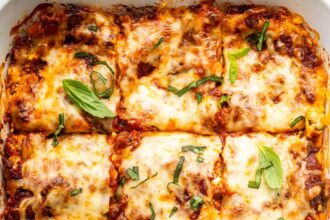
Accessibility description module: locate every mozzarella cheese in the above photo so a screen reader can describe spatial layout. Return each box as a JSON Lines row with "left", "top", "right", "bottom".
{"left": 3, "top": 133, "right": 113, "bottom": 219}
{"left": 221, "top": 132, "right": 324, "bottom": 220}
{"left": 219, "top": 6, "right": 327, "bottom": 137}
{"left": 112, "top": 132, "right": 223, "bottom": 219}
{"left": 6, "top": 4, "right": 120, "bottom": 133}
{"left": 116, "top": 5, "right": 223, "bottom": 134}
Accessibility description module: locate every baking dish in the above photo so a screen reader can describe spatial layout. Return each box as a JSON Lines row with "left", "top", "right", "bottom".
{"left": 0, "top": 0, "right": 329, "bottom": 218}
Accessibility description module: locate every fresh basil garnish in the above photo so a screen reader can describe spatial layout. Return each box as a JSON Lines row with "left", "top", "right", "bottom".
{"left": 149, "top": 203, "right": 156, "bottom": 220}
{"left": 289, "top": 116, "right": 305, "bottom": 128}
{"left": 70, "top": 187, "right": 83, "bottom": 197}
{"left": 168, "top": 75, "right": 223, "bottom": 97}
{"left": 90, "top": 61, "right": 115, "bottom": 75}
{"left": 173, "top": 156, "right": 185, "bottom": 184}
{"left": 228, "top": 47, "right": 250, "bottom": 84}
{"left": 88, "top": 24, "right": 98, "bottom": 32}
{"left": 169, "top": 206, "right": 178, "bottom": 217}
{"left": 74, "top": 52, "right": 96, "bottom": 60}
{"left": 131, "top": 172, "right": 158, "bottom": 189}
{"left": 248, "top": 146, "right": 283, "bottom": 189}
{"left": 257, "top": 21, "right": 270, "bottom": 51}
{"left": 62, "top": 79, "right": 116, "bottom": 118}
{"left": 126, "top": 166, "right": 139, "bottom": 181}
{"left": 196, "top": 92, "right": 203, "bottom": 104}
{"left": 90, "top": 71, "right": 114, "bottom": 98}
{"left": 196, "top": 156, "right": 204, "bottom": 163}
{"left": 190, "top": 196, "right": 204, "bottom": 211}
{"left": 181, "top": 145, "right": 206, "bottom": 154}
{"left": 52, "top": 113, "right": 64, "bottom": 147}
{"left": 153, "top": 37, "right": 165, "bottom": 49}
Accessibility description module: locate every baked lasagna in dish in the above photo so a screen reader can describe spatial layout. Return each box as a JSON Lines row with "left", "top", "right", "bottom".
{"left": 0, "top": 2, "right": 329, "bottom": 220}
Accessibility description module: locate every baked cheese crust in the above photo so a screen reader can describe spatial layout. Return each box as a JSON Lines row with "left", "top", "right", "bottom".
{"left": 6, "top": 4, "right": 120, "bottom": 133}
{"left": 116, "top": 4, "right": 223, "bottom": 134}
{"left": 2, "top": 133, "right": 114, "bottom": 219}
{"left": 109, "top": 132, "right": 223, "bottom": 219}
{"left": 1, "top": 3, "right": 329, "bottom": 220}
{"left": 221, "top": 132, "right": 325, "bottom": 220}
{"left": 217, "top": 5, "right": 327, "bottom": 139}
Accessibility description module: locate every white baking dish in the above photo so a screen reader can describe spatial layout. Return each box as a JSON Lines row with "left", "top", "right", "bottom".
{"left": 0, "top": 0, "right": 329, "bottom": 218}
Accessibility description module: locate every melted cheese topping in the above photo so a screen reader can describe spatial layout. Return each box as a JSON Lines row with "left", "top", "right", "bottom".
{"left": 221, "top": 132, "right": 321, "bottom": 220}
{"left": 220, "top": 6, "right": 327, "bottom": 135}
{"left": 4, "top": 133, "right": 113, "bottom": 219}
{"left": 116, "top": 132, "right": 222, "bottom": 219}
{"left": 7, "top": 4, "right": 120, "bottom": 133}
{"left": 117, "top": 5, "right": 223, "bottom": 134}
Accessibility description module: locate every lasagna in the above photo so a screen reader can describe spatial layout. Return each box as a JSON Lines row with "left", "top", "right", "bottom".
{"left": 0, "top": 2, "right": 329, "bottom": 220}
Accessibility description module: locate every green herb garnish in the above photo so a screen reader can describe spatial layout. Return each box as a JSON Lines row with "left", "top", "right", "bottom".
{"left": 196, "top": 156, "right": 204, "bottom": 163}
{"left": 257, "top": 21, "right": 270, "bottom": 51}
{"left": 173, "top": 156, "right": 185, "bottom": 184}
{"left": 248, "top": 146, "right": 283, "bottom": 189}
{"left": 62, "top": 79, "right": 116, "bottom": 118}
{"left": 70, "top": 187, "right": 83, "bottom": 197}
{"left": 168, "top": 75, "right": 223, "bottom": 97}
{"left": 74, "top": 52, "right": 96, "bottom": 60}
{"left": 90, "top": 71, "right": 114, "bottom": 98}
{"left": 190, "top": 196, "right": 204, "bottom": 211}
{"left": 181, "top": 145, "right": 206, "bottom": 154}
{"left": 126, "top": 166, "right": 139, "bottom": 181}
{"left": 149, "top": 203, "right": 156, "bottom": 220}
{"left": 228, "top": 47, "right": 250, "bottom": 84}
{"left": 52, "top": 113, "right": 64, "bottom": 147}
{"left": 169, "top": 206, "right": 178, "bottom": 217}
{"left": 90, "top": 61, "right": 115, "bottom": 75}
{"left": 289, "top": 116, "right": 305, "bottom": 128}
{"left": 196, "top": 92, "right": 203, "bottom": 104}
{"left": 88, "top": 24, "right": 98, "bottom": 32}
{"left": 153, "top": 37, "right": 165, "bottom": 49}
{"left": 131, "top": 172, "right": 158, "bottom": 189}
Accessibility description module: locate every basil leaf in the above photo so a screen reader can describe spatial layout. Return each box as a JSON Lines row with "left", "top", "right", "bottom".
{"left": 169, "top": 206, "right": 178, "bottom": 217}
{"left": 260, "top": 146, "right": 283, "bottom": 189}
{"left": 168, "top": 75, "right": 223, "bottom": 97}
{"left": 219, "top": 94, "right": 230, "bottom": 108}
{"left": 153, "top": 37, "right": 165, "bottom": 49}
{"left": 126, "top": 166, "right": 139, "bottom": 181}
{"left": 74, "top": 52, "right": 96, "bottom": 60}
{"left": 248, "top": 146, "right": 282, "bottom": 189}
{"left": 196, "top": 92, "right": 203, "bottom": 104}
{"left": 88, "top": 24, "right": 98, "bottom": 32}
{"left": 289, "top": 116, "right": 305, "bottom": 128}
{"left": 62, "top": 79, "right": 116, "bottom": 118}
{"left": 120, "top": 176, "right": 126, "bottom": 187}
{"left": 229, "top": 55, "right": 238, "bottom": 84}
{"left": 90, "top": 71, "right": 114, "bottom": 99}
{"left": 228, "top": 48, "right": 250, "bottom": 84}
{"left": 257, "top": 21, "right": 270, "bottom": 51}
{"left": 190, "top": 196, "right": 204, "bottom": 211}
{"left": 173, "top": 156, "right": 185, "bottom": 184}
{"left": 70, "top": 187, "right": 82, "bottom": 197}
{"left": 181, "top": 145, "right": 206, "bottom": 154}
{"left": 149, "top": 203, "right": 156, "bottom": 220}
{"left": 131, "top": 172, "right": 158, "bottom": 189}
{"left": 90, "top": 61, "right": 115, "bottom": 75}
{"left": 52, "top": 113, "right": 64, "bottom": 147}
{"left": 276, "top": 218, "right": 285, "bottom": 220}
{"left": 196, "top": 156, "right": 204, "bottom": 163}
{"left": 229, "top": 47, "right": 250, "bottom": 59}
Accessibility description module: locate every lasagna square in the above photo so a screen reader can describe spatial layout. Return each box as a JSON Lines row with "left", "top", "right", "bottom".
{"left": 116, "top": 4, "right": 223, "bottom": 134}
{"left": 6, "top": 4, "right": 120, "bottom": 133}
{"left": 2, "top": 133, "right": 114, "bottom": 219}
{"left": 221, "top": 132, "right": 325, "bottom": 220}
{"left": 216, "top": 5, "right": 327, "bottom": 137}
{"left": 110, "top": 132, "right": 223, "bottom": 219}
